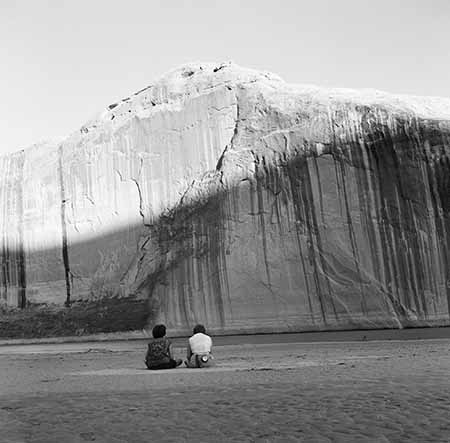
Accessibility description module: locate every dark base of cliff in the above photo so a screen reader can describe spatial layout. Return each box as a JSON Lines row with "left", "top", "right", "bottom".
{"left": 1, "top": 299, "right": 450, "bottom": 339}
{"left": 0, "top": 297, "right": 149, "bottom": 339}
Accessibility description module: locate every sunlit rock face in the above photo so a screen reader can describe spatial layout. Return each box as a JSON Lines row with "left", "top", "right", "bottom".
{"left": 1, "top": 62, "right": 449, "bottom": 337}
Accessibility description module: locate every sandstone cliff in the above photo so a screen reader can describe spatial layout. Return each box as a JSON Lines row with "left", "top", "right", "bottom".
{"left": 1, "top": 62, "right": 449, "bottom": 337}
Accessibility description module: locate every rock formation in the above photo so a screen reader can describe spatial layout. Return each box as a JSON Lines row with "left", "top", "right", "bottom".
{"left": 1, "top": 62, "right": 449, "bottom": 337}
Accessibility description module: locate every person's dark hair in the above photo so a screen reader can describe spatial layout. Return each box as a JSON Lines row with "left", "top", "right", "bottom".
{"left": 152, "top": 324, "right": 166, "bottom": 338}
{"left": 193, "top": 324, "right": 206, "bottom": 334}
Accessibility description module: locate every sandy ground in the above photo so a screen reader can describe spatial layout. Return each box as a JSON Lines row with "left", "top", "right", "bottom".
{"left": 0, "top": 331, "right": 450, "bottom": 442}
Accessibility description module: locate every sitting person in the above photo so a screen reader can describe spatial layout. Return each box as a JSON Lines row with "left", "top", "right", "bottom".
{"left": 185, "top": 324, "right": 214, "bottom": 368}
{"left": 145, "top": 324, "right": 182, "bottom": 370}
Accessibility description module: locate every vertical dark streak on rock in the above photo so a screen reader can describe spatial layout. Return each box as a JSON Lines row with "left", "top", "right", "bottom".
{"left": 206, "top": 198, "right": 226, "bottom": 326}
{"left": 178, "top": 251, "right": 190, "bottom": 328}
{"left": 363, "top": 125, "right": 405, "bottom": 319}
{"left": 304, "top": 158, "right": 339, "bottom": 319}
{"left": 266, "top": 159, "right": 283, "bottom": 232}
{"left": 364, "top": 143, "right": 394, "bottom": 314}
{"left": 430, "top": 130, "right": 450, "bottom": 315}
{"left": 58, "top": 146, "right": 72, "bottom": 307}
{"left": 272, "top": 189, "right": 283, "bottom": 234}
{"left": 188, "top": 221, "right": 196, "bottom": 321}
{"left": 248, "top": 175, "right": 256, "bottom": 216}
{"left": 407, "top": 199, "right": 427, "bottom": 316}
{"left": 426, "top": 149, "right": 447, "bottom": 313}
{"left": 286, "top": 156, "right": 328, "bottom": 323}
{"left": 409, "top": 129, "right": 429, "bottom": 314}
{"left": 277, "top": 157, "right": 314, "bottom": 322}
{"left": 194, "top": 218, "right": 207, "bottom": 321}
{"left": 403, "top": 120, "right": 440, "bottom": 317}
{"left": 374, "top": 127, "right": 406, "bottom": 314}
{"left": 335, "top": 151, "right": 367, "bottom": 315}
{"left": 254, "top": 156, "right": 272, "bottom": 287}
{"left": 17, "top": 151, "right": 26, "bottom": 308}
{"left": 295, "top": 220, "right": 315, "bottom": 323}
{"left": 273, "top": 161, "right": 315, "bottom": 320}
{"left": 418, "top": 146, "right": 438, "bottom": 315}
{"left": 333, "top": 155, "right": 344, "bottom": 219}
{"left": 388, "top": 132, "right": 414, "bottom": 313}
{"left": 0, "top": 245, "right": 8, "bottom": 302}
{"left": 311, "top": 155, "right": 326, "bottom": 224}
{"left": 0, "top": 153, "right": 27, "bottom": 308}
{"left": 222, "top": 193, "right": 233, "bottom": 310}
{"left": 394, "top": 126, "right": 420, "bottom": 315}
{"left": 357, "top": 139, "right": 381, "bottom": 284}
{"left": 437, "top": 132, "right": 450, "bottom": 315}
{"left": 0, "top": 158, "right": 10, "bottom": 302}
{"left": 328, "top": 113, "right": 345, "bottom": 219}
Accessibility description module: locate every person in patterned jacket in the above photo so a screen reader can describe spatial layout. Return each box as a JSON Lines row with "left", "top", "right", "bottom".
{"left": 145, "top": 324, "right": 182, "bottom": 370}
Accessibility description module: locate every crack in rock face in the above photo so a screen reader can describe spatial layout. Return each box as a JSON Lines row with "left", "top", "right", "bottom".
{"left": 0, "top": 62, "right": 449, "bottom": 338}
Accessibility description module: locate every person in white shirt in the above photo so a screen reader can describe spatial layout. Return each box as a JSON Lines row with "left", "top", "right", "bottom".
{"left": 185, "top": 324, "right": 214, "bottom": 368}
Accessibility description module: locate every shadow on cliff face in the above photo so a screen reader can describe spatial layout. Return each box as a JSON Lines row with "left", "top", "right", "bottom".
{"left": 0, "top": 116, "right": 450, "bottom": 338}
{"left": 0, "top": 191, "right": 230, "bottom": 338}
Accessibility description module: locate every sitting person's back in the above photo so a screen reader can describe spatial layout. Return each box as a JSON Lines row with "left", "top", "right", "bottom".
{"left": 145, "top": 324, "right": 182, "bottom": 370}
{"left": 185, "top": 324, "right": 213, "bottom": 368}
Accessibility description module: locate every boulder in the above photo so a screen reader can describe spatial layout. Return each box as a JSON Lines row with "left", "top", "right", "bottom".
{"left": 0, "top": 62, "right": 449, "bottom": 337}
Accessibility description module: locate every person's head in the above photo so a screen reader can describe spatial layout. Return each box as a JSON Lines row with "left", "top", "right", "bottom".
{"left": 152, "top": 324, "right": 166, "bottom": 338}
{"left": 193, "top": 324, "right": 206, "bottom": 335}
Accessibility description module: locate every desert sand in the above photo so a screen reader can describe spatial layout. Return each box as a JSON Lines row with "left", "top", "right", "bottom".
{"left": 1, "top": 330, "right": 450, "bottom": 442}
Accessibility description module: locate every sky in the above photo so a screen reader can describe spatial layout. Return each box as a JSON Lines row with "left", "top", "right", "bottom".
{"left": 1, "top": 0, "right": 449, "bottom": 155}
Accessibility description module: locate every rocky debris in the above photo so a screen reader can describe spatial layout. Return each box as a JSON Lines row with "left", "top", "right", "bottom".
{"left": 0, "top": 62, "right": 449, "bottom": 337}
